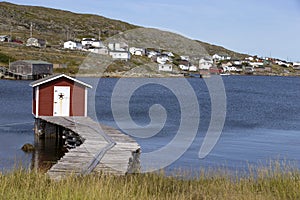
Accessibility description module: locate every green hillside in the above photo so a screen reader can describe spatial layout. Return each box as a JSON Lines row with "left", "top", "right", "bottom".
{"left": 0, "top": 1, "right": 251, "bottom": 76}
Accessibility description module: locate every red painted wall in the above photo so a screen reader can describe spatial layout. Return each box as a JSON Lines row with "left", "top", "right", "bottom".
{"left": 37, "top": 77, "right": 86, "bottom": 116}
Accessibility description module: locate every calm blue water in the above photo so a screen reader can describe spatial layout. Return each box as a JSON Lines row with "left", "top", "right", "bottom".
{"left": 1, "top": 76, "right": 300, "bottom": 174}
{"left": 0, "top": 80, "right": 33, "bottom": 171}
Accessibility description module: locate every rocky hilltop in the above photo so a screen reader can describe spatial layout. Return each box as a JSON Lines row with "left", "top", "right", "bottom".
{"left": 0, "top": 1, "right": 137, "bottom": 44}
{"left": 0, "top": 2, "right": 246, "bottom": 53}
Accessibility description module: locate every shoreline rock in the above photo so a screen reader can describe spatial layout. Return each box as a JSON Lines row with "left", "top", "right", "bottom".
{"left": 21, "top": 143, "right": 35, "bottom": 152}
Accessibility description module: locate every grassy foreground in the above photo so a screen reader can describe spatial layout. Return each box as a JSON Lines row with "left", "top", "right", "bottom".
{"left": 0, "top": 166, "right": 300, "bottom": 200}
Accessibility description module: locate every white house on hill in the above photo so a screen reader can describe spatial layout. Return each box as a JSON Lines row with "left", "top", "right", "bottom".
{"left": 180, "top": 56, "right": 190, "bottom": 61}
{"left": 108, "top": 42, "right": 130, "bottom": 60}
{"left": 81, "top": 38, "right": 95, "bottom": 48}
{"left": 147, "top": 51, "right": 159, "bottom": 58}
{"left": 108, "top": 42, "right": 128, "bottom": 51}
{"left": 161, "top": 51, "right": 174, "bottom": 57}
{"left": 157, "top": 56, "right": 170, "bottom": 64}
{"left": 249, "top": 62, "right": 264, "bottom": 68}
{"left": 91, "top": 40, "right": 104, "bottom": 48}
{"left": 158, "top": 64, "right": 172, "bottom": 72}
{"left": 26, "top": 38, "right": 46, "bottom": 48}
{"left": 179, "top": 60, "right": 190, "bottom": 71}
{"left": 88, "top": 47, "right": 109, "bottom": 55}
{"left": 199, "top": 58, "right": 213, "bottom": 70}
{"left": 63, "top": 41, "right": 82, "bottom": 50}
{"left": 275, "top": 60, "right": 290, "bottom": 67}
{"left": 293, "top": 62, "right": 300, "bottom": 69}
{"left": 129, "top": 47, "right": 145, "bottom": 56}
{"left": 212, "top": 54, "right": 231, "bottom": 61}
{"left": 109, "top": 50, "right": 131, "bottom": 61}
{"left": 0, "top": 35, "right": 11, "bottom": 42}
{"left": 189, "top": 65, "right": 198, "bottom": 72}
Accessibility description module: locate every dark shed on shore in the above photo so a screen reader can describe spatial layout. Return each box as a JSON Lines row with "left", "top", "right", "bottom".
{"left": 30, "top": 74, "right": 92, "bottom": 117}
{"left": 9, "top": 60, "right": 53, "bottom": 80}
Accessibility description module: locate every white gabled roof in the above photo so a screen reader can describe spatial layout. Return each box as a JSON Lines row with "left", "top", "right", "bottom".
{"left": 30, "top": 74, "right": 92, "bottom": 88}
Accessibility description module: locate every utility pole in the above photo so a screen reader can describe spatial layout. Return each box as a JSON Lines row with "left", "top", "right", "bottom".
{"left": 30, "top": 22, "right": 33, "bottom": 38}
{"left": 98, "top": 29, "right": 101, "bottom": 41}
{"left": 65, "top": 27, "right": 71, "bottom": 41}
{"left": 10, "top": 15, "right": 13, "bottom": 42}
{"left": 9, "top": 26, "right": 12, "bottom": 42}
{"left": 66, "top": 29, "right": 69, "bottom": 41}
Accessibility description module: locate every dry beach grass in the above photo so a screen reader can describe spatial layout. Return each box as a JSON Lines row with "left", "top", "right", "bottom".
{"left": 1, "top": 162, "right": 300, "bottom": 200}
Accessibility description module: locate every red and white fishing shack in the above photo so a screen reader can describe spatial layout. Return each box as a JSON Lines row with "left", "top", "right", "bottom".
{"left": 30, "top": 74, "right": 92, "bottom": 117}
{"left": 29, "top": 74, "right": 141, "bottom": 177}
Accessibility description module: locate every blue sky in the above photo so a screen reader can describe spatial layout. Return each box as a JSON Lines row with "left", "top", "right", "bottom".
{"left": 4, "top": 0, "right": 300, "bottom": 61}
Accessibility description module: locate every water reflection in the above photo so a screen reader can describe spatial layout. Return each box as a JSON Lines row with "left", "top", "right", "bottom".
{"left": 31, "top": 134, "right": 66, "bottom": 172}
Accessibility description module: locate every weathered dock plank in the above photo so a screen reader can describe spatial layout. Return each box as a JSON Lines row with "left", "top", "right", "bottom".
{"left": 37, "top": 116, "right": 140, "bottom": 180}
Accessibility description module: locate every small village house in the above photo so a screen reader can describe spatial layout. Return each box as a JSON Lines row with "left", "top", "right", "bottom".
{"left": 199, "top": 58, "right": 213, "bottom": 70}
{"left": 158, "top": 64, "right": 173, "bottom": 72}
{"left": 292, "top": 62, "right": 300, "bottom": 74}
{"left": 109, "top": 50, "right": 131, "bottom": 61}
{"left": 232, "top": 60, "right": 243, "bottom": 66}
{"left": 229, "top": 66, "right": 238, "bottom": 72}
{"left": 91, "top": 40, "right": 104, "bottom": 48}
{"left": 189, "top": 65, "right": 198, "bottom": 72}
{"left": 129, "top": 47, "right": 145, "bottom": 56}
{"left": 249, "top": 62, "right": 264, "bottom": 68}
{"left": 88, "top": 47, "right": 109, "bottom": 55}
{"left": 108, "top": 42, "right": 130, "bottom": 60}
{"left": 108, "top": 42, "right": 128, "bottom": 51}
{"left": 179, "top": 60, "right": 190, "bottom": 71}
{"left": 30, "top": 74, "right": 92, "bottom": 117}
{"left": 63, "top": 40, "right": 82, "bottom": 50}
{"left": 0, "top": 35, "right": 11, "bottom": 42}
{"left": 161, "top": 51, "right": 174, "bottom": 57}
{"left": 81, "top": 38, "right": 95, "bottom": 48}
{"left": 244, "top": 66, "right": 254, "bottom": 74}
{"left": 221, "top": 61, "right": 233, "bottom": 68}
{"left": 212, "top": 54, "right": 231, "bottom": 61}
{"left": 275, "top": 60, "right": 290, "bottom": 67}
{"left": 180, "top": 56, "right": 190, "bottom": 61}
{"left": 26, "top": 37, "right": 46, "bottom": 48}
{"left": 9, "top": 60, "right": 53, "bottom": 80}
{"left": 146, "top": 50, "right": 160, "bottom": 58}
{"left": 222, "top": 66, "right": 230, "bottom": 72}
{"left": 245, "top": 56, "right": 255, "bottom": 61}
{"left": 212, "top": 54, "right": 222, "bottom": 61}
{"left": 293, "top": 62, "right": 300, "bottom": 70}
{"left": 179, "top": 64, "right": 189, "bottom": 71}
{"left": 157, "top": 56, "right": 171, "bottom": 64}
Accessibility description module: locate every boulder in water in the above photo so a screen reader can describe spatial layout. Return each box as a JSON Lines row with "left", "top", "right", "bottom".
{"left": 21, "top": 143, "right": 35, "bottom": 152}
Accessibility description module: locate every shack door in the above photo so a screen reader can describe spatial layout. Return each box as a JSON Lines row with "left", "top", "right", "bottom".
{"left": 53, "top": 86, "right": 70, "bottom": 116}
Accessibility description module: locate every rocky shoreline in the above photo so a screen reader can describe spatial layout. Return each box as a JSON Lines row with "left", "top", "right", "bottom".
{"left": 1, "top": 72, "right": 299, "bottom": 80}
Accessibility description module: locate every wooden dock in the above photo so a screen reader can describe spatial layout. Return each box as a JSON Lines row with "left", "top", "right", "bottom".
{"left": 37, "top": 116, "right": 140, "bottom": 180}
